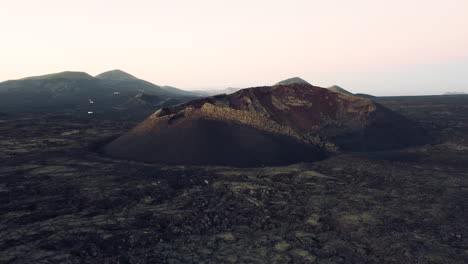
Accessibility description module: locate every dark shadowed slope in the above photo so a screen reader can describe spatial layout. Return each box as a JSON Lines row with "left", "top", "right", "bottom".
{"left": 106, "top": 83, "right": 427, "bottom": 166}
{"left": 106, "top": 118, "right": 325, "bottom": 166}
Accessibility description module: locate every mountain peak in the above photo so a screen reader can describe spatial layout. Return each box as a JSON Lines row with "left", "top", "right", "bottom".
{"left": 95, "top": 69, "right": 138, "bottom": 81}
{"left": 328, "top": 85, "right": 353, "bottom": 95}
{"left": 275, "top": 77, "right": 311, "bottom": 86}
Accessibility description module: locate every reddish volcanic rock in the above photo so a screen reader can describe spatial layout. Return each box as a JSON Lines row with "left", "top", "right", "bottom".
{"left": 105, "top": 83, "right": 427, "bottom": 166}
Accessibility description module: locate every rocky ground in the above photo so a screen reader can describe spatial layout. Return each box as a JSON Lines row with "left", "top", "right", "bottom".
{"left": 1, "top": 96, "right": 468, "bottom": 263}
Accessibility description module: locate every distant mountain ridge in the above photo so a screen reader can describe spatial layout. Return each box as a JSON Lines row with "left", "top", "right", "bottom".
{"left": 22, "top": 71, "right": 95, "bottom": 80}
{"left": 0, "top": 70, "right": 200, "bottom": 118}
{"left": 192, "top": 77, "right": 377, "bottom": 99}
{"left": 160, "top": 85, "right": 203, "bottom": 97}
{"left": 191, "top": 87, "right": 243, "bottom": 96}
{"left": 275, "top": 77, "right": 377, "bottom": 99}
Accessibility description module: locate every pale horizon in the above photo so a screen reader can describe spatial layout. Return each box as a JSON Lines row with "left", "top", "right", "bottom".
{"left": 1, "top": 0, "right": 467, "bottom": 96}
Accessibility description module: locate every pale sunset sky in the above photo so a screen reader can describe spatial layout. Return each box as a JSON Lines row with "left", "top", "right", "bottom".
{"left": 1, "top": 0, "right": 467, "bottom": 95}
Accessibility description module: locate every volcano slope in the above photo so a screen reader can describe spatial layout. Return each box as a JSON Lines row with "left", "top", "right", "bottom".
{"left": 105, "top": 83, "right": 428, "bottom": 166}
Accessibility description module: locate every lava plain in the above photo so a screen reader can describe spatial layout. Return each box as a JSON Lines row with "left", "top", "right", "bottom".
{"left": 1, "top": 95, "right": 468, "bottom": 263}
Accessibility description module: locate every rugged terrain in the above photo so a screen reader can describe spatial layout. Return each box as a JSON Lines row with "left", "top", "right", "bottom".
{"left": 1, "top": 95, "right": 467, "bottom": 263}
{"left": 106, "top": 83, "right": 426, "bottom": 166}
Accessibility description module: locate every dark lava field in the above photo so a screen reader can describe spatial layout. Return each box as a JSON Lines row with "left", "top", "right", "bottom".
{"left": 1, "top": 95, "right": 468, "bottom": 263}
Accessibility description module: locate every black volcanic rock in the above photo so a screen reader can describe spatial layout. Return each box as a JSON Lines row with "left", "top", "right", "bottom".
{"left": 105, "top": 83, "right": 428, "bottom": 166}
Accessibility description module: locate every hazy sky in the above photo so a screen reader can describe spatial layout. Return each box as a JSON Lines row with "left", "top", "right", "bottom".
{"left": 1, "top": 0, "right": 467, "bottom": 95}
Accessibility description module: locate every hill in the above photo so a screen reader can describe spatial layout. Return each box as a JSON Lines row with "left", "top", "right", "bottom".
{"left": 328, "top": 85, "right": 353, "bottom": 95}
{"left": 275, "top": 77, "right": 311, "bottom": 86}
{"left": 105, "top": 83, "right": 427, "bottom": 166}
{"left": 95, "top": 69, "right": 138, "bottom": 81}
{"left": 0, "top": 70, "right": 200, "bottom": 117}
{"left": 328, "top": 85, "right": 378, "bottom": 99}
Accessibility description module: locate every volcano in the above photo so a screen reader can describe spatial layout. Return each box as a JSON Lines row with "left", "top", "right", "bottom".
{"left": 105, "top": 83, "right": 428, "bottom": 166}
